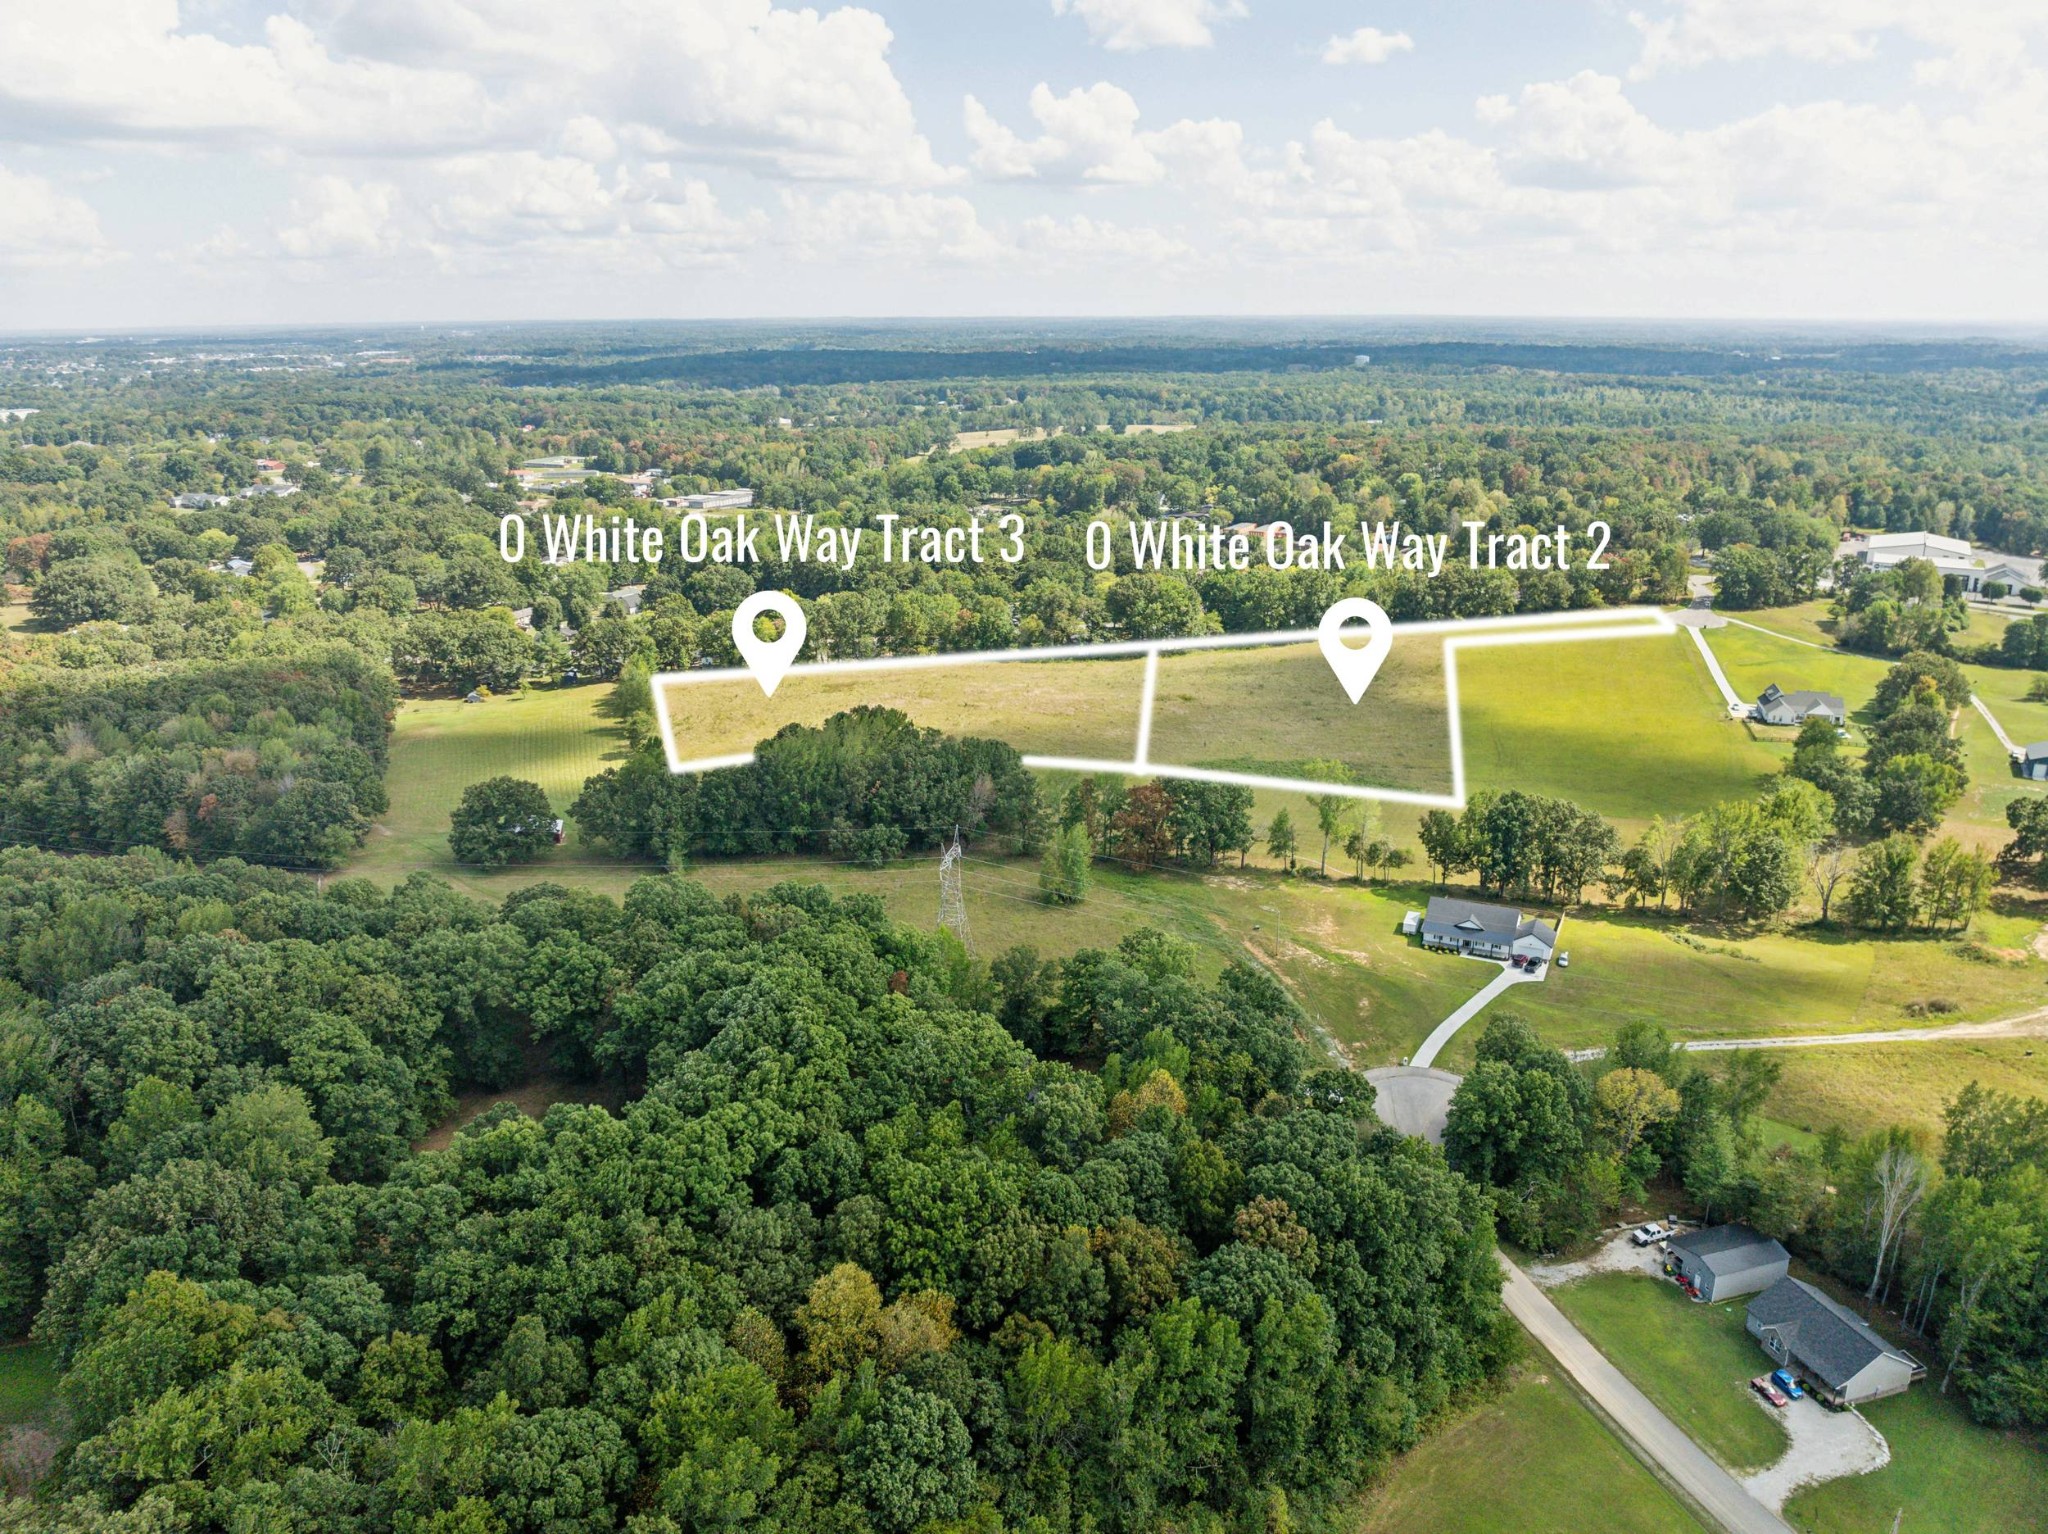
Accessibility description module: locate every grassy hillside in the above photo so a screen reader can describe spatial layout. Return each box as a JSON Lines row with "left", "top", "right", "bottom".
{"left": 1457, "top": 631, "right": 1778, "bottom": 827}
{"left": 1354, "top": 1360, "right": 1710, "bottom": 1534}
{"left": 1148, "top": 640, "right": 1450, "bottom": 792}
{"left": 1753, "top": 1037, "right": 2048, "bottom": 1141}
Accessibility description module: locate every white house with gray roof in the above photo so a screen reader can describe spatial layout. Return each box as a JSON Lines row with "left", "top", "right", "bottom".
{"left": 1667, "top": 1223, "right": 1789, "bottom": 1302}
{"left": 1755, "top": 683, "right": 1846, "bottom": 728}
{"left": 1417, "top": 897, "right": 1556, "bottom": 962}
{"left": 1747, "top": 1277, "right": 1924, "bottom": 1406}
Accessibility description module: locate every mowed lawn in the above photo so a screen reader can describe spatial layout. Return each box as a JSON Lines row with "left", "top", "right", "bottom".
{"left": 660, "top": 655, "right": 1148, "bottom": 763}
{"left": 1550, "top": 1275, "right": 1789, "bottom": 1475}
{"left": 1431, "top": 902, "right": 2048, "bottom": 1066}
{"left": 1354, "top": 1361, "right": 1709, "bottom": 1534}
{"left": 1706, "top": 610, "right": 2048, "bottom": 846}
{"left": 1458, "top": 632, "right": 1779, "bottom": 826}
{"left": 1786, "top": 1382, "right": 2048, "bottom": 1534}
{"left": 1755, "top": 1038, "right": 2048, "bottom": 1140}
{"left": 348, "top": 684, "right": 637, "bottom": 892}
{"left": 1148, "top": 640, "right": 1450, "bottom": 794}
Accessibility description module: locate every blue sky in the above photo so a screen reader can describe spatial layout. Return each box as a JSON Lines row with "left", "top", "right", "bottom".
{"left": 0, "top": 0, "right": 2041, "bottom": 328}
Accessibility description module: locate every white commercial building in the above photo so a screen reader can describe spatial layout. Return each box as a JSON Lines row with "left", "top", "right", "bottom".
{"left": 1856, "top": 531, "right": 2035, "bottom": 594}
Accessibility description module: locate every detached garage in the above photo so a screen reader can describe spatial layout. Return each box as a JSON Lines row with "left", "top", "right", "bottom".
{"left": 1667, "top": 1224, "right": 1790, "bottom": 1302}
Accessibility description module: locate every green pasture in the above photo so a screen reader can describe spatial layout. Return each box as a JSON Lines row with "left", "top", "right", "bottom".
{"left": 347, "top": 683, "right": 638, "bottom": 894}
{"left": 1457, "top": 631, "right": 1778, "bottom": 827}
{"left": 1149, "top": 640, "right": 1450, "bottom": 793}
{"left": 1433, "top": 903, "right": 2048, "bottom": 1067}
{"left": 1755, "top": 1038, "right": 2048, "bottom": 1141}
{"left": 1550, "top": 1275, "right": 1788, "bottom": 1474}
{"left": 1354, "top": 1361, "right": 1708, "bottom": 1534}
{"left": 659, "top": 653, "right": 1149, "bottom": 763}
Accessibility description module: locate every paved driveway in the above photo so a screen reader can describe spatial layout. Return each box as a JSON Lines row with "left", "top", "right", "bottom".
{"left": 1500, "top": 1260, "right": 1797, "bottom": 1534}
{"left": 1364, "top": 1065, "right": 1460, "bottom": 1144}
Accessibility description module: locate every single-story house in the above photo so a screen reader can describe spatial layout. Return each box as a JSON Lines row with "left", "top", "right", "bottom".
{"left": 2017, "top": 742, "right": 2048, "bottom": 780}
{"left": 1667, "top": 1224, "right": 1789, "bottom": 1302}
{"left": 1746, "top": 1277, "right": 1924, "bottom": 1406}
{"left": 170, "top": 491, "right": 230, "bottom": 510}
{"left": 1755, "top": 683, "right": 1847, "bottom": 728}
{"left": 1417, "top": 897, "right": 1556, "bottom": 962}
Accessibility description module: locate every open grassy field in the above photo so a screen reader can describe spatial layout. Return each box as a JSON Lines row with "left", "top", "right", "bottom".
{"left": 1750, "top": 1038, "right": 2048, "bottom": 1141}
{"left": 1704, "top": 620, "right": 1892, "bottom": 725}
{"left": 1433, "top": 901, "right": 2048, "bottom": 1067}
{"left": 660, "top": 655, "right": 1149, "bottom": 764}
{"left": 0, "top": 1343, "right": 57, "bottom": 1423}
{"left": 1457, "top": 631, "right": 1778, "bottom": 827}
{"left": 1354, "top": 1361, "right": 1709, "bottom": 1534}
{"left": 1700, "top": 614, "right": 2048, "bottom": 845}
{"left": 1785, "top": 1379, "right": 2048, "bottom": 1534}
{"left": 346, "top": 683, "right": 636, "bottom": 894}
{"left": 1148, "top": 640, "right": 1450, "bottom": 793}
{"left": 1550, "top": 1275, "right": 1789, "bottom": 1475}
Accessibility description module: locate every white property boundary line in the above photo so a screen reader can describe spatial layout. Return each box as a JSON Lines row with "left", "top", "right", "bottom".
{"left": 652, "top": 605, "right": 1680, "bottom": 811}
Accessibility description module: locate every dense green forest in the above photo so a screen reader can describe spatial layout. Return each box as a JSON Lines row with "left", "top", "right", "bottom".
{"left": 0, "top": 849, "right": 1505, "bottom": 1531}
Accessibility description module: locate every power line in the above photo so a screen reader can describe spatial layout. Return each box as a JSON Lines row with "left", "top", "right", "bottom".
{"left": 938, "top": 828, "right": 971, "bottom": 953}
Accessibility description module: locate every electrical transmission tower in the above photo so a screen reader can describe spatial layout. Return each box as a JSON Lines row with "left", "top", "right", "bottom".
{"left": 938, "top": 829, "right": 971, "bottom": 953}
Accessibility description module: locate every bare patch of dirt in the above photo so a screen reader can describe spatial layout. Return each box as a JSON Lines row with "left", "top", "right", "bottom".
{"left": 2029, "top": 924, "right": 2048, "bottom": 961}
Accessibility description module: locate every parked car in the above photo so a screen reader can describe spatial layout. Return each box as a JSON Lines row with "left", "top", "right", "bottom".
{"left": 1630, "top": 1223, "right": 1666, "bottom": 1246}
{"left": 1751, "top": 1376, "right": 1790, "bottom": 1408}
{"left": 1557, "top": 951, "right": 1570, "bottom": 968}
{"left": 1771, "top": 1369, "right": 1804, "bottom": 1400}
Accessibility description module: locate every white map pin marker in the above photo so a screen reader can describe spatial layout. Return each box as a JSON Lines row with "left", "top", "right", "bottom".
{"left": 1318, "top": 597, "right": 1393, "bottom": 704}
{"left": 732, "top": 591, "right": 807, "bottom": 698}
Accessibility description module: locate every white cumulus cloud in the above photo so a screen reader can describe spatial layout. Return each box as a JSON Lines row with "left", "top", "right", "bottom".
{"left": 0, "top": 163, "right": 112, "bottom": 267}
{"left": 1321, "top": 27, "right": 1415, "bottom": 65}
{"left": 1050, "top": 0, "right": 1245, "bottom": 52}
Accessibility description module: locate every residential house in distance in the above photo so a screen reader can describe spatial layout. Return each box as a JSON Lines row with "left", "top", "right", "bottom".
{"left": 237, "top": 482, "right": 299, "bottom": 499}
{"left": 170, "top": 491, "right": 230, "bottom": 509}
{"left": 1746, "top": 1276, "right": 1924, "bottom": 1406}
{"left": 1856, "top": 530, "right": 2036, "bottom": 594}
{"left": 1755, "top": 683, "right": 1846, "bottom": 728}
{"left": 604, "top": 584, "right": 646, "bottom": 616}
{"left": 1417, "top": 897, "right": 1556, "bottom": 963}
{"left": 1667, "top": 1224, "right": 1789, "bottom": 1301}
{"left": 2018, "top": 742, "right": 2048, "bottom": 781}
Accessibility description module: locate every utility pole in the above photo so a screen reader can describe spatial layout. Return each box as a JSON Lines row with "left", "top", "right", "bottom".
{"left": 939, "top": 828, "right": 971, "bottom": 953}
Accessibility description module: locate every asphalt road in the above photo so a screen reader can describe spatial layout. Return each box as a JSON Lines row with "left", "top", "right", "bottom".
{"left": 1500, "top": 1259, "right": 1795, "bottom": 1534}
{"left": 1567, "top": 1006, "right": 2048, "bottom": 1062}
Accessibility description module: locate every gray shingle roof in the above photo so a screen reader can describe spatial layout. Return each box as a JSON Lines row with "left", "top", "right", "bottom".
{"left": 2023, "top": 742, "right": 2048, "bottom": 763}
{"left": 1668, "top": 1223, "right": 1787, "bottom": 1276}
{"left": 1747, "top": 1277, "right": 1913, "bottom": 1390}
{"left": 1419, "top": 897, "right": 1556, "bottom": 950}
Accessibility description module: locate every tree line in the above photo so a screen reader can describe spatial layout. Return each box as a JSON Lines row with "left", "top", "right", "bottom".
{"left": 1443, "top": 1014, "right": 2048, "bottom": 1430}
